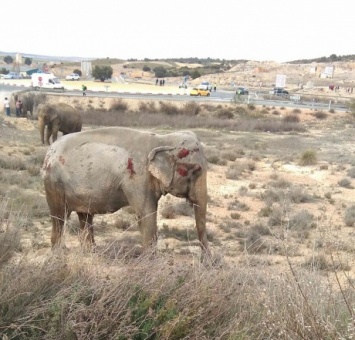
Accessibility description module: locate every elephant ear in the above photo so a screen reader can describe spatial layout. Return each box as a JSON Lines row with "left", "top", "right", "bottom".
{"left": 47, "top": 106, "right": 58, "bottom": 122}
{"left": 148, "top": 146, "right": 175, "bottom": 187}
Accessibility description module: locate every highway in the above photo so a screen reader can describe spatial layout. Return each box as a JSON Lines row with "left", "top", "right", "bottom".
{"left": 0, "top": 83, "right": 349, "bottom": 112}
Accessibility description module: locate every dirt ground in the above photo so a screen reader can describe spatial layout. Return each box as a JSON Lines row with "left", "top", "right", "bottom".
{"left": 1, "top": 92, "right": 355, "bottom": 281}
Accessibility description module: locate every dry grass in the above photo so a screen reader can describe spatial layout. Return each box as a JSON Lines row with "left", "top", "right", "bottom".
{"left": 0, "top": 241, "right": 354, "bottom": 339}
{"left": 1, "top": 94, "right": 355, "bottom": 339}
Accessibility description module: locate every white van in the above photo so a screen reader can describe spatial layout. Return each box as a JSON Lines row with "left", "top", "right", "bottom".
{"left": 197, "top": 81, "right": 212, "bottom": 91}
{"left": 31, "top": 73, "right": 64, "bottom": 91}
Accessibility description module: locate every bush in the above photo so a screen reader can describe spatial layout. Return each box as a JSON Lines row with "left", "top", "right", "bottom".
{"left": 109, "top": 99, "right": 128, "bottom": 112}
{"left": 313, "top": 111, "right": 328, "bottom": 119}
{"left": 234, "top": 106, "right": 248, "bottom": 115}
{"left": 138, "top": 101, "right": 157, "bottom": 113}
{"left": 338, "top": 177, "right": 353, "bottom": 189}
{"left": 299, "top": 150, "right": 317, "bottom": 166}
{"left": 217, "top": 108, "right": 234, "bottom": 119}
{"left": 344, "top": 204, "right": 355, "bottom": 226}
{"left": 183, "top": 102, "right": 200, "bottom": 115}
{"left": 283, "top": 114, "right": 300, "bottom": 123}
{"left": 347, "top": 166, "right": 355, "bottom": 178}
{"left": 158, "top": 101, "right": 180, "bottom": 115}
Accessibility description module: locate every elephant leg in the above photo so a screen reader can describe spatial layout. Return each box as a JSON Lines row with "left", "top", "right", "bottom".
{"left": 50, "top": 215, "right": 65, "bottom": 248}
{"left": 191, "top": 174, "right": 210, "bottom": 255}
{"left": 49, "top": 208, "right": 71, "bottom": 249}
{"left": 137, "top": 201, "right": 159, "bottom": 250}
{"left": 77, "top": 212, "right": 95, "bottom": 251}
{"left": 46, "top": 126, "right": 52, "bottom": 145}
{"left": 51, "top": 125, "right": 59, "bottom": 143}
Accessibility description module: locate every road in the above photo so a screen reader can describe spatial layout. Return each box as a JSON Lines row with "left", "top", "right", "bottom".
{"left": 0, "top": 83, "right": 349, "bottom": 112}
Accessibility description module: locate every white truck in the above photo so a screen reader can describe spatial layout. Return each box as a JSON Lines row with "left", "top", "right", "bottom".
{"left": 31, "top": 73, "right": 64, "bottom": 91}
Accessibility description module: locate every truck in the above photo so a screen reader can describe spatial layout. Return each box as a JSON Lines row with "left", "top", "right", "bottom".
{"left": 31, "top": 73, "right": 64, "bottom": 91}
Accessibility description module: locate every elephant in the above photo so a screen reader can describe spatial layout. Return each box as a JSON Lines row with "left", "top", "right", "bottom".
{"left": 12, "top": 91, "right": 36, "bottom": 118}
{"left": 37, "top": 102, "right": 82, "bottom": 145}
{"left": 41, "top": 127, "right": 209, "bottom": 255}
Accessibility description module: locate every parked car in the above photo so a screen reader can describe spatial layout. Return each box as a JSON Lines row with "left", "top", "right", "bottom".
{"left": 197, "top": 81, "right": 212, "bottom": 91}
{"left": 66, "top": 73, "right": 80, "bottom": 81}
{"left": 236, "top": 87, "right": 249, "bottom": 95}
{"left": 190, "top": 88, "right": 210, "bottom": 96}
{"left": 3, "top": 72, "right": 21, "bottom": 79}
{"left": 272, "top": 87, "right": 289, "bottom": 95}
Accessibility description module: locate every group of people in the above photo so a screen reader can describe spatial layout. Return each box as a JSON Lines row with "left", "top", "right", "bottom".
{"left": 3, "top": 97, "right": 24, "bottom": 117}
{"left": 156, "top": 78, "right": 165, "bottom": 86}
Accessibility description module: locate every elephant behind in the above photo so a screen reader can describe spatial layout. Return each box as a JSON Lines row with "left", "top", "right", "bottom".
{"left": 12, "top": 91, "right": 44, "bottom": 118}
{"left": 41, "top": 127, "right": 210, "bottom": 255}
{"left": 37, "top": 102, "right": 82, "bottom": 145}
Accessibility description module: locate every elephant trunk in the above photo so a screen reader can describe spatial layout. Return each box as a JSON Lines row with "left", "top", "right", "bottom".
{"left": 38, "top": 119, "right": 45, "bottom": 145}
{"left": 190, "top": 172, "right": 209, "bottom": 253}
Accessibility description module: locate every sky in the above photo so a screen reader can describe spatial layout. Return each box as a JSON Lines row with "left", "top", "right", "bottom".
{"left": 1, "top": 0, "right": 354, "bottom": 63}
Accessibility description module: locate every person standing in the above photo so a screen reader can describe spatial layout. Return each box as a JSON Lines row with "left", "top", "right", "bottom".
{"left": 4, "top": 97, "right": 10, "bottom": 116}
{"left": 82, "top": 84, "right": 87, "bottom": 96}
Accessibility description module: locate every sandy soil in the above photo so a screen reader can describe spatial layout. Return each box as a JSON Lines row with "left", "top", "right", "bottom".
{"left": 1, "top": 83, "right": 355, "bottom": 283}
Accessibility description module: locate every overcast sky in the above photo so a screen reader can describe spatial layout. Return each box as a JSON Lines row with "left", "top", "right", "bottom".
{"left": 1, "top": 0, "right": 353, "bottom": 62}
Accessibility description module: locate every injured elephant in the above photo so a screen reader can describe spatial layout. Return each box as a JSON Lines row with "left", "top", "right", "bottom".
{"left": 41, "top": 126, "right": 210, "bottom": 256}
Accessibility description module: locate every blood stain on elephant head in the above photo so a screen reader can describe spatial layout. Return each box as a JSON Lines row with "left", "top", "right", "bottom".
{"left": 177, "top": 148, "right": 190, "bottom": 159}
{"left": 127, "top": 158, "right": 136, "bottom": 177}
{"left": 176, "top": 165, "right": 188, "bottom": 177}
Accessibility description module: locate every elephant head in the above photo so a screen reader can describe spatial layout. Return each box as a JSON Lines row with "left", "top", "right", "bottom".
{"left": 147, "top": 140, "right": 209, "bottom": 251}
{"left": 37, "top": 104, "right": 59, "bottom": 145}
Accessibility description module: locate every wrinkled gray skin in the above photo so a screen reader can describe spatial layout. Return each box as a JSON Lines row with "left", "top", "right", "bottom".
{"left": 41, "top": 127, "right": 209, "bottom": 255}
{"left": 37, "top": 103, "right": 82, "bottom": 145}
{"left": 12, "top": 91, "right": 35, "bottom": 118}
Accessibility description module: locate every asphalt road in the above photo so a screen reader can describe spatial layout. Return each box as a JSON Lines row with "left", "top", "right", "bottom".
{"left": 0, "top": 83, "right": 349, "bottom": 112}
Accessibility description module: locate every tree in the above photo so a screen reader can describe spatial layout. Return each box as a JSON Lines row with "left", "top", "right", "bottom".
{"left": 73, "top": 69, "right": 82, "bottom": 76}
{"left": 143, "top": 65, "right": 151, "bottom": 72}
{"left": 91, "top": 65, "right": 113, "bottom": 82}
{"left": 190, "top": 70, "right": 201, "bottom": 79}
{"left": 24, "top": 57, "right": 32, "bottom": 66}
{"left": 3, "top": 55, "right": 13, "bottom": 64}
{"left": 153, "top": 66, "right": 167, "bottom": 78}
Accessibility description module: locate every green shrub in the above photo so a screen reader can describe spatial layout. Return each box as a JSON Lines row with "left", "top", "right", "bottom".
{"left": 299, "top": 150, "right": 317, "bottom": 166}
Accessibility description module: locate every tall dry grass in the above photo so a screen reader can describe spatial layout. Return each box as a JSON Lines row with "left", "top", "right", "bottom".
{"left": 0, "top": 241, "right": 354, "bottom": 339}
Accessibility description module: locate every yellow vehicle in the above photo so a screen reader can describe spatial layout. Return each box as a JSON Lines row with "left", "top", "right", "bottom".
{"left": 190, "top": 88, "right": 210, "bottom": 96}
